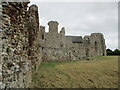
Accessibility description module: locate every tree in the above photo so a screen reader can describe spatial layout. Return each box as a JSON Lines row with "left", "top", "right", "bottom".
{"left": 113, "top": 49, "right": 120, "bottom": 56}
{"left": 106, "top": 48, "right": 120, "bottom": 56}
{"left": 106, "top": 49, "right": 113, "bottom": 55}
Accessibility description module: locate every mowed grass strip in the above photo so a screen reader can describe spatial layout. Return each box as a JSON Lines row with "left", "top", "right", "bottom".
{"left": 31, "top": 56, "right": 118, "bottom": 88}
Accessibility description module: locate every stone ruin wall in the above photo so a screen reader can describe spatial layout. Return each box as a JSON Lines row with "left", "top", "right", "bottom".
{"left": 41, "top": 21, "right": 75, "bottom": 62}
{"left": 1, "top": 1, "right": 42, "bottom": 88}
{"left": 0, "top": 1, "right": 107, "bottom": 88}
{"left": 83, "top": 33, "right": 106, "bottom": 57}
{"left": 41, "top": 21, "right": 106, "bottom": 62}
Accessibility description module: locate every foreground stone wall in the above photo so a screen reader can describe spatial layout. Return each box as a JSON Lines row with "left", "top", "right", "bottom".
{"left": 1, "top": 1, "right": 42, "bottom": 88}
{"left": 42, "top": 21, "right": 106, "bottom": 61}
{"left": 0, "top": 31, "right": 2, "bottom": 88}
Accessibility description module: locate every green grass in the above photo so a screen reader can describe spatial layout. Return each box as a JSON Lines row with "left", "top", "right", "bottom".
{"left": 31, "top": 56, "right": 118, "bottom": 88}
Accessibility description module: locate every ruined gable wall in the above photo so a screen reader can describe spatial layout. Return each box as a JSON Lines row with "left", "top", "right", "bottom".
{"left": 83, "top": 33, "right": 106, "bottom": 57}
{"left": 1, "top": 1, "right": 42, "bottom": 88}
{"left": 44, "top": 21, "right": 65, "bottom": 48}
{"left": 42, "top": 21, "right": 74, "bottom": 61}
{"left": 89, "top": 33, "right": 106, "bottom": 56}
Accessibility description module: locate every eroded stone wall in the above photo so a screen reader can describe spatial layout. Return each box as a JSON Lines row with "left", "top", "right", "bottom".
{"left": 83, "top": 33, "right": 106, "bottom": 57}
{"left": 42, "top": 21, "right": 106, "bottom": 61}
{"left": 42, "top": 21, "right": 73, "bottom": 61}
{"left": 1, "top": 1, "right": 42, "bottom": 88}
{"left": 0, "top": 1, "right": 107, "bottom": 88}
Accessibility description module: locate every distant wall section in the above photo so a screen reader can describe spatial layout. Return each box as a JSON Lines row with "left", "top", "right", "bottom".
{"left": 41, "top": 21, "right": 106, "bottom": 62}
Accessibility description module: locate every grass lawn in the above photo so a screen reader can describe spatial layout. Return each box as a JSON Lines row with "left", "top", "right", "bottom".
{"left": 31, "top": 56, "right": 118, "bottom": 88}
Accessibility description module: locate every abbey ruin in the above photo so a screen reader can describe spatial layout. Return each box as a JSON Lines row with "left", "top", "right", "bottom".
{"left": 0, "top": 0, "right": 106, "bottom": 88}
{"left": 41, "top": 21, "right": 106, "bottom": 61}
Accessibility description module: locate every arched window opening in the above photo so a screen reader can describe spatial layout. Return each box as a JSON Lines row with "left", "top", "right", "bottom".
{"left": 95, "top": 41, "right": 98, "bottom": 52}
{"left": 42, "top": 34, "right": 44, "bottom": 39}
{"left": 86, "top": 48, "right": 89, "bottom": 57}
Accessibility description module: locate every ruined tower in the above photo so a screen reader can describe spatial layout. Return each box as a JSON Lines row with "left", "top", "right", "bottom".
{"left": 90, "top": 33, "right": 106, "bottom": 56}
{"left": 48, "top": 21, "right": 59, "bottom": 34}
{"left": 60, "top": 27, "right": 65, "bottom": 35}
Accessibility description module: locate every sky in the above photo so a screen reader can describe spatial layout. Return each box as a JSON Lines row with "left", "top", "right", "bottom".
{"left": 29, "top": 0, "right": 118, "bottom": 50}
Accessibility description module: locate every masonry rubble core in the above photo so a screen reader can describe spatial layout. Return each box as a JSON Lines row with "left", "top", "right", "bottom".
{"left": 0, "top": 0, "right": 106, "bottom": 88}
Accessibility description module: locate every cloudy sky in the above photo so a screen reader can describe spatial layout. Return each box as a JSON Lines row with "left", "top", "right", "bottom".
{"left": 29, "top": 0, "right": 118, "bottom": 50}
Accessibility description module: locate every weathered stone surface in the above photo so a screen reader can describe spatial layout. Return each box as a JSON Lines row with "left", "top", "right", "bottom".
{"left": 1, "top": 1, "right": 42, "bottom": 88}
{"left": 0, "top": 31, "right": 2, "bottom": 89}
{"left": 41, "top": 21, "right": 106, "bottom": 61}
{"left": 0, "top": 0, "right": 106, "bottom": 88}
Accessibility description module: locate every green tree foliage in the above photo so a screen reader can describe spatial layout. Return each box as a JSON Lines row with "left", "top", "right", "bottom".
{"left": 106, "top": 49, "right": 113, "bottom": 55}
{"left": 113, "top": 49, "right": 120, "bottom": 55}
{"left": 106, "top": 48, "right": 120, "bottom": 56}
